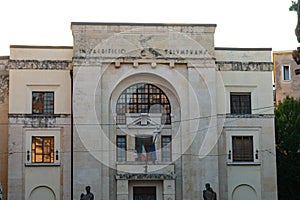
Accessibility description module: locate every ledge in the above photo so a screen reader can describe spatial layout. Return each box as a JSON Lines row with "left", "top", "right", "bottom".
{"left": 224, "top": 114, "right": 274, "bottom": 118}
{"left": 115, "top": 173, "right": 176, "bottom": 180}
{"left": 226, "top": 162, "right": 261, "bottom": 166}
{"left": 25, "top": 163, "right": 61, "bottom": 167}
{"left": 71, "top": 22, "right": 217, "bottom": 27}
{"left": 8, "top": 113, "right": 70, "bottom": 118}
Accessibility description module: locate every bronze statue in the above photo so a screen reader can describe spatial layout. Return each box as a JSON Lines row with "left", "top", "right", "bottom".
{"left": 80, "top": 186, "right": 94, "bottom": 200}
{"left": 203, "top": 183, "right": 217, "bottom": 200}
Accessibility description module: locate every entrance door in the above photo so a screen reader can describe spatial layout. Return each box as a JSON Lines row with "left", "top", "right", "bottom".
{"left": 133, "top": 187, "right": 156, "bottom": 200}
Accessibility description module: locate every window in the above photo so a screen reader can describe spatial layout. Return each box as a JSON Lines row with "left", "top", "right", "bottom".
{"left": 31, "top": 136, "right": 54, "bottom": 163}
{"left": 117, "top": 136, "right": 126, "bottom": 162}
{"left": 282, "top": 65, "right": 290, "bottom": 81}
{"left": 161, "top": 136, "right": 171, "bottom": 162}
{"left": 32, "top": 92, "right": 54, "bottom": 114}
{"left": 116, "top": 83, "right": 171, "bottom": 125}
{"left": 230, "top": 93, "right": 251, "bottom": 114}
{"left": 232, "top": 136, "right": 254, "bottom": 162}
{"left": 135, "top": 137, "right": 153, "bottom": 161}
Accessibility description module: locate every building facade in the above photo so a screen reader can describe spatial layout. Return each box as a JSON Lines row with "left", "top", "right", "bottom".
{"left": 2, "top": 23, "right": 277, "bottom": 200}
{"left": 273, "top": 51, "right": 300, "bottom": 104}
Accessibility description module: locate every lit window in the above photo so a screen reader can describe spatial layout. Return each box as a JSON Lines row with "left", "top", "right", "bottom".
{"left": 116, "top": 83, "right": 171, "bottom": 125}
{"left": 161, "top": 136, "right": 171, "bottom": 162}
{"left": 232, "top": 136, "right": 254, "bottom": 162}
{"left": 117, "top": 136, "right": 126, "bottom": 162}
{"left": 32, "top": 92, "right": 54, "bottom": 114}
{"left": 230, "top": 93, "right": 251, "bottom": 114}
{"left": 283, "top": 65, "right": 290, "bottom": 81}
{"left": 31, "top": 136, "right": 54, "bottom": 163}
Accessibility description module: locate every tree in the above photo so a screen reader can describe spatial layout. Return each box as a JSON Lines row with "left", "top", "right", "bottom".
{"left": 289, "top": 1, "right": 297, "bottom": 11}
{"left": 275, "top": 96, "right": 300, "bottom": 199}
{"left": 289, "top": 1, "right": 300, "bottom": 63}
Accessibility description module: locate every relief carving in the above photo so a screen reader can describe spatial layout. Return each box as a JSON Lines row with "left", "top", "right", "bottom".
{"left": 0, "top": 74, "right": 9, "bottom": 103}
{"left": 216, "top": 62, "right": 273, "bottom": 71}
{"left": 8, "top": 60, "right": 69, "bottom": 70}
{"left": 9, "top": 114, "right": 70, "bottom": 128}
{"left": 115, "top": 173, "right": 176, "bottom": 180}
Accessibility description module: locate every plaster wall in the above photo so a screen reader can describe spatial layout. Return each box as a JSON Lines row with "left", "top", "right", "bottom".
{"left": 10, "top": 47, "right": 73, "bottom": 61}
{"left": 9, "top": 70, "right": 71, "bottom": 114}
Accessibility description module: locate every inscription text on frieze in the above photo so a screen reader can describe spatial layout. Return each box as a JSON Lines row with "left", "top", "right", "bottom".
{"left": 78, "top": 48, "right": 208, "bottom": 58}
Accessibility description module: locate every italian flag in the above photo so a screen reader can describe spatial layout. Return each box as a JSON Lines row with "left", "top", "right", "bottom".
{"left": 139, "top": 138, "right": 147, "bottom": 161}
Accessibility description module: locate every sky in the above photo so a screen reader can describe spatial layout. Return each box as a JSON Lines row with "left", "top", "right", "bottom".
{"left": 0, "top": 0, "right": 298, "bottom": 56}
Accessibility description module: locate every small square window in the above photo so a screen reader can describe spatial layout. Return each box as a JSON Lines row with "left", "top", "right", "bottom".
{"left": 32, "top": 92, "right": 54, "bottom": 114}
{"left": 230, "top": 93, "right": 251, "bottom": 114}
{"left": 232, "top": 136, "right": 254, "bottom": 162}
{"left": 31, "top": 136, "right": 54, "bottom": 163}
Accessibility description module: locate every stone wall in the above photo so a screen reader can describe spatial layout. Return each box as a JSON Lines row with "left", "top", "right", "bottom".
{"left": 273, "top": 51, "right": 300, "bottom": 103}
{"left": 0, "top": 57, "right": 8, "bottom": 200}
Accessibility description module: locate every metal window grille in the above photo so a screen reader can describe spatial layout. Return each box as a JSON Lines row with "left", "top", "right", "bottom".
{"left": 116, "top": 83, "right": 171, "bottom": 125}
{"left": 32, "top": 92, "right": 54, "bottom": 114}
{"left": 116, "top": 136, "right": 126, "bottom": 162}
{"left": 161, "top": 136, "right": 171, "bottom": 162}
{"left": 31, "top": 136, "right": 54, "bottom": 163}
{"left": 230, "top": 93, "right": 251, "bottom": 114}
{"left": 232, "top": 136, "right": 254, "bottom": 162}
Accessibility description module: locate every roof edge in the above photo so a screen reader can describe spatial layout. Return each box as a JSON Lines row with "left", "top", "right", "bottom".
{"left": 0, "top": 56, "right": 9, "bottom": 60}
{"left": 10, "top": 45, "right": 73, "bottom": 49}
{"left": 215, "top": 47, "right": 272, "bottom": 51}
{"left": 71, "top": 22, "right": 217, "bottom": 27}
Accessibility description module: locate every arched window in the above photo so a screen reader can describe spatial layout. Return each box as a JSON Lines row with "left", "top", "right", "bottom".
{"left": 116, "top": 83, "right": 171, "bottom": 125}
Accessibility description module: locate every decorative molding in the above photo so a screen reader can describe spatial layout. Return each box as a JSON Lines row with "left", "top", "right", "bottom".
{"left": 0, "top": 74, "right": 9, "bottom": 103}
{"left": 224, "top": 114, "right": 274, "bottom": 118}
{"left": 115, "top": 173, "right": 176, "bottom": 180}
{"left": 7, "top": 60, "right": 70, "bottom": 70}
{"left": 216, "top": 62, "right": 273, "bottom": 71}
{"left": 8, "top": 114, "right": 70, "bottom": 128}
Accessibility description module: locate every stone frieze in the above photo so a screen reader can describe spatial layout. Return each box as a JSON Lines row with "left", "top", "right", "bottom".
{"left": 7, "top": 60, "right": 70, "bottom": 70}
{"left": 216, "top": 61, "right": 273, "bottom": 71}
{"left": 115, "top": 173, "right": 176, "bottom": 180}
{"left": 8, "top": 114, "right": 70, "bottom": 128}
{"left": 0, "top": 74, "right": 9, "bottom": 103}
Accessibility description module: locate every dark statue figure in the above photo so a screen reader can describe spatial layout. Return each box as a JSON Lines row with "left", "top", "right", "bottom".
{"left": 80, "top": 186, "right": 94, "bottom": 200}
{"left": 203, "top": 183, "right": 217, "bottom": 200}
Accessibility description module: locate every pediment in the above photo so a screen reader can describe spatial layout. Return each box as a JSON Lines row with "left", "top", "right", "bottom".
{"left": 126, "top": 113, "right": 161, "bottom": 128}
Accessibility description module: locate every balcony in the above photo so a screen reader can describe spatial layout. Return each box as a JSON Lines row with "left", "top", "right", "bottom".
{"left": 117, "top": 162, "right": 174, "bottom": 174}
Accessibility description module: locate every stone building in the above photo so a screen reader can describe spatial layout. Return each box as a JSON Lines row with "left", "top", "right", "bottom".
{"left": 273, "top": 51, "right": 300, "bottom": 104}
{"left": 0, "top": 56, "right": 9, "bottom": 200}
{"left": 1, "top": 22, "right": 277, "bottom": 200}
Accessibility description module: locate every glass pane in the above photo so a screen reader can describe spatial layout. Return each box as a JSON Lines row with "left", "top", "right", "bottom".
{"left": 116, "top": 83, "right": 171, "bottom": 124}
{"left": 31, "top": 136, "right": 55, "bottom": 163}
{"left": 32, "top": 92, "right": 54, "bottom": 114}
{"left": 232, "top": 136, "right": 253, "bottom": 162}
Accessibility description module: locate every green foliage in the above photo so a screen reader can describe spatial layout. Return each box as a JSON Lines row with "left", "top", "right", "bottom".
{"left": 290, "top": 0, "right": 298, "bottom": 11}
{"left": 275, "top": 96, "right": 300, "bottom": 199}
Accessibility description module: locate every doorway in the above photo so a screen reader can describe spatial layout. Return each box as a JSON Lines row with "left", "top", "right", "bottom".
{"left": 133, "top": 187, "right": 156, "bottom": 200}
